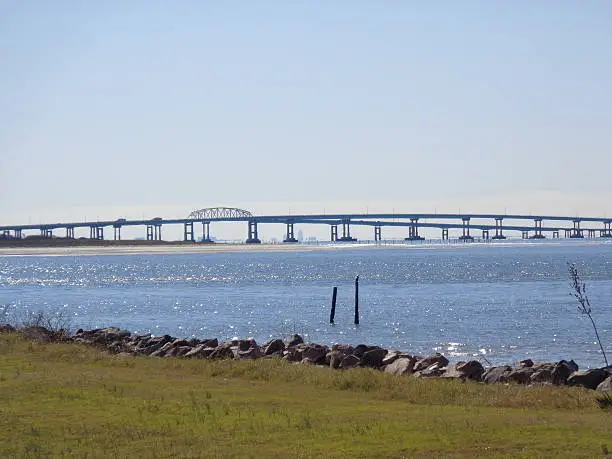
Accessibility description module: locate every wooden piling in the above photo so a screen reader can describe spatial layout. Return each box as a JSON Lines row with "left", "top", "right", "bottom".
{"left": 354, "top": 276, "right": 359, "bottom": 325}
{"left": 330, "top": 287, "right": 337, "bottom": 324}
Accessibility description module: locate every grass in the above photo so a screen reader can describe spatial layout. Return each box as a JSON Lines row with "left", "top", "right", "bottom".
{"left": 1, "top": 334, "right": 612, "bottom": 458}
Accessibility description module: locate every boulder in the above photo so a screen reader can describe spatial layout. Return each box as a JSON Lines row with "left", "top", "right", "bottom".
{"left": 332, "top": 344, "right": 354, "bottom": 354}
{"left": 384, "top": 357, "right": 416, "bottom": 376}
{"left": 361, "top": 348, "right": 388, "bottom": 368}
{"left": 596, "top": 376, "right": 612, "bottom": 393}
{"left": 339, "top": 354, "right": 361, "bottom": 369}
{"left": 414, "top": 353, "right": 449, "bottom": 372}
{"left": 551, "top": 360, "right": 579, "bottom": 385}
{"left": 529, "top": 363, "right": 555, "bottom": 384}
{"left": 414, "top": 362, "right": 446, "bottom": 378}
{"left": 237, "top": 347, "right": 263, "bottom": 359}
{"left": 303, "top": 344, "right": 329, "bottom": 365}
{"left": 518, "top": 359, "right": 534, "bottom": 368}
{"left": 328, "top": 350, "right": 346, "bottom": 369}
{"left": 287, "top": 334, "right": 304, "bottom": 347}
{"left": 508, "top": 367, "right": 535, "bottom": 384}
{"left": 263, "top": 339, "right": 285, "bottom": 356}
{"left": 482, "top": 365, "right": 512, "bottom": 384}
{"left": 567, "top": 369, "right": 609, "bottom": 390}
{"left": 381, "top": 350, "right": 402, "bottom": 366}
{"left": 443, "top": 360, "right": 484, "bottom": 381}
{"left": 209, "top": 344, "right": 235, "bottom": 360}
{"left": 150, "top": 342, "right": 174, "bottom": 358}
{"left": 0, "top": 324, "right": 15, "bottom": 333}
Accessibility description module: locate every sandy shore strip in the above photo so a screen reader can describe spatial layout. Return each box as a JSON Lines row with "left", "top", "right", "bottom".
{"left": 0, "top": 242, "right": 390, "bottom": 257}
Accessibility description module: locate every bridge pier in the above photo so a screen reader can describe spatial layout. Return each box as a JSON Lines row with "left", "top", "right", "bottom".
{"left": 405, "top": 218, "right": 425, "bottom": 241}
{"left": 482, "top": 229, "right": 489, "bottom": 240}
{"left": 601, "top": 221, "right": 612, "bottom": 238}
{"left": 284, "top": 222, "right": 298, "bottom": 243}
{"left": 113, "top": 225, "right": 122, "bottom": 241}
{"left": 459, "top": 217, "right": 474, "bottom": 241}
{"left": 338, "top": 220, "right": 356, "bottom": 242}
{"left": 374, "top": 225, "right": 382, "bottom": 242}
{"left": 441, "top": 228, "right": 449, "bottom": 241}
{"left": 14, "top": 229, "right": 22, "bottom": 239}
{"left": 588, "top": 229, "right": 596, "bottom": 238}
{"left": 89, "top": 226, "right": 104, "bottom": 240}
{"left": 564, "top": 228, "right": 572, "bottom": 238}
{"left": 552, "top": 230, "right": 559, "bottom": 239}
{"left": 146, "top": 224, "right": 162, "bottom": 241}
{"left": 246, "top": 221, "right": 261, "bottom": 244}
{"left": 202, "top": 222, "right": 212, "bottom": 242}
{"left": 184, "top": 222, "right": 195, "bottom": 242}
{"left": 1, "top": 230, "right": 9, "bottom": 239}
{"left": 492, "top": 217, "right": 506, "bottom": 239}
{"left": 571, "top": 219, "right": 584, "bottom": 238}
{"left": 531, "top": 218, "right": 545, "bottom": 239}
{"left": 41, "top": 228, "right": 53, "bottom": 238}
{"left": 522, "top": 231, "right": 529, "bottom": 239}
{"left": 66, "top": 227, "right": 75, "bottom": 239}
{"left": 330, "top": 225, "right": 338, "bottom": 242}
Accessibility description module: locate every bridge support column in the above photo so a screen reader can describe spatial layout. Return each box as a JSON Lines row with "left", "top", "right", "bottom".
{"left": 482, "top": 229, "right": 489, "bottom": 240}
{"left": 330, "top": 225, "right": 338, "bottom": 242}
{"left": 522, "top": 231, "right": 529, "bottom": 239}
{"left": 146, "top": 225, "right": 153, "bottom": 241}
{"left": 588, "top": 229, "right": 596, "bottom": 238}
{"left": 492, "top": 217, "right": 506, "bottom": 239}
{"left": 571, "top": 220, "right": 584, "bottom": 238}
{"left": 405, "top": 218, "right": 424, "bottom": 241}
{"left": 284, "top": 223, "right": 297, "bottom": 243}
{"left": 374, "top": 226, "right": 381, "bottom": 242}
{"left": 66, "top": 227, "right": 75, "bottom": 239}
{"left": 1, "top": 230, "right": 9, "bottom": 239}
{"left": 146, "top": 224, "right": 162, "bottom": 241}
{"left": 184, "top": 222, "right": 195, "bottom": 242}
{"left": 339, "top": 220, "right": 356, "bottom": 242}
{"left": 564, "top": 228, "right": 572, "bottom": 238}
{"left": 552, "top": 230, "right": 559, "bottom": 239}
{"left": 459, "top": 218, "right": 474, "bottom": 241}
{"left": 202, "top": 222, "right": 212, "bottom": 242}
{"left": 442, "top": 228, "right": 449, "bottom": 241}
{"left": 14, "top": 229, "right": 22, "bottom": 239}
{"left": 531, "top": 218, "right": 545, "bottom": 239}
{"left": 89, "top": 226, "right": 103, "bottom": 240}
{"left": 40, "top": 228, "right": 53, "bottom": 238}
{"left": 601, "top": 221, "right": 612, "bottom": 238}
{"left": 246, "top": 221, "right": 261, "bottom": 244}
{"left": 113, "top": 226, "right": 121, "bottom": 241}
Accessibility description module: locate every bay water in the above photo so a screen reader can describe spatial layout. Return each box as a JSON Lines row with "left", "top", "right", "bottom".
{"left": 1, "top": 241, "right": 612, "bottom": 369}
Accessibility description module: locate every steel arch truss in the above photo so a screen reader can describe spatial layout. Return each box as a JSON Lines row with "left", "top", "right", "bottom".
{"left": 187, "top": 207, "right": 253, "bottom": 220}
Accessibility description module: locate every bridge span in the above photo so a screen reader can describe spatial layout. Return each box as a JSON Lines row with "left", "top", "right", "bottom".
{"left": 1, "top": 207, "right": 612, "bottom": 243}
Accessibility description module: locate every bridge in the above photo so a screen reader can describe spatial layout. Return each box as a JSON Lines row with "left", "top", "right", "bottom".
{"left": 1, "top": 207, "right": 612, "bottom": 243}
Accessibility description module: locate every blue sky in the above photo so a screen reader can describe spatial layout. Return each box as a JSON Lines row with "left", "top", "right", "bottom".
{"left": 1, "top": 1, "right": 611, "bottom": 240}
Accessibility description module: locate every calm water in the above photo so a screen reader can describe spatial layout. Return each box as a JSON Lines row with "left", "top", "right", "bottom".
{"left": 1, "top": 241, "right": 612, "bottom": 368}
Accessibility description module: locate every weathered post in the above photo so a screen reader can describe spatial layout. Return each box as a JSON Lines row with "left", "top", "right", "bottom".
{"left": 330, "top": 287, "right": 338, "bottom": 324}
{"left": 354, "top": 276, "right": 360, "bottom": 325}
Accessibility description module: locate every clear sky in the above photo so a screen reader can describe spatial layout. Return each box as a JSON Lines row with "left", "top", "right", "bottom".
{"left": 1, "top": 1, "right": 611, "bottom": 240}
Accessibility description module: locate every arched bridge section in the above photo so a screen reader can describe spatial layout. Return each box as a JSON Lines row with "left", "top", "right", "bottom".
{"left": 187, "top": 207, "right": 253, "bottom": 220}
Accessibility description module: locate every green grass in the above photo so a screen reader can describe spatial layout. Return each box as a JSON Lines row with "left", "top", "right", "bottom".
{"left": 1, "top": 334, "right": 611, "bottom": 458}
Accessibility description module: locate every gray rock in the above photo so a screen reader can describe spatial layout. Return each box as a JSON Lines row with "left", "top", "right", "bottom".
{"left": 567, "top": 369, "right": 609, "bottom": 390}
{"left": 596, "top": 376, "right": 612, "bottom": 393}
{"left": 384, "top": 357, "right": 416, "bottom": 376}
{"left": 482, "top": 365, "right": 512, "bottom": 384}
{"left": 414, "top": 362, "right": 446, "bottom": 378}
{"left": 209, "top": 344, "right": 234, "bottom": 360}
{"left": 287, "top": 334, "right": 304, "bottom": 347}
{"left": 551, "top": 360, "right": 578, "bottom": 385}
{"left": 328, "top": 350, "right": 346, "bottom": 369}
{"left": 508, "top": 367, "right": 535, "bottom": 384}
{"left": 361, "top": 348, "right": 388, "bottom": 368}
{"left": 381, "top": 350, "right": 402, "bottom": 366}
{"left": 339, "top": 354, "right": 361, "bottom": 369}
{"left": 443, "top": 360, "right": 484, "bottom": 381}
{"left": 237, "top": 347, "right": 263, "bottom": 359}
{"left": 303, "top": 344, "right": 329, "bottom": 364}
{"left": 414, "top": 353, "right": 449, "bottom": 372}
{"left": 263, "top": 339, "right": 285, "bottom": 356}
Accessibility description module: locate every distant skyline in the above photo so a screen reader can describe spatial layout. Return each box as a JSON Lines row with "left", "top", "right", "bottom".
{"left": 2, "top": 2, "right": 611, "bottom": 240}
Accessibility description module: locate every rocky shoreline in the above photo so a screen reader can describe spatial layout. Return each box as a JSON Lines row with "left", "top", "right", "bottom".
{"left": 3, "top": 323, "right": 612, "bottom": 393}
